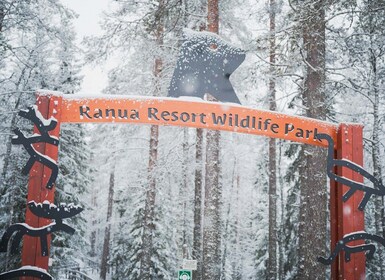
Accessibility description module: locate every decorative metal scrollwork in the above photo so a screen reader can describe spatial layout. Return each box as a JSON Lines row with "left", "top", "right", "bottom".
{"left": 318, "top": 231, "right": 385, "bottom": 265}
{"left": 316, "top": 133, "right": 385, "bottom": 210}
{"left": 0, "top": 201, "right": 83, "bottom": 256}
{"left": 12, "top": 105, "right": 59, "bottom": 189}
{"left": 0, "top": 266, "right": 52, "bottom": 280}
{"left": 316, "top": 133, "right": 385, "bottom": 266}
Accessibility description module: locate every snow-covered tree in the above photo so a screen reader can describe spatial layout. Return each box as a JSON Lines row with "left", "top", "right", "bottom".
{"left": 0, "top": 1, "right": 90, "bottom": 275}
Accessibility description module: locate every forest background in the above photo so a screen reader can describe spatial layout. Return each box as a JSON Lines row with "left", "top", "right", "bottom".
{"left": 0, "top": 0, "right": 384, "bottom": 279}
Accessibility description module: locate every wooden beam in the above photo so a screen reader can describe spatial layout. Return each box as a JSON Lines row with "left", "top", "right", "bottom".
{"left": 21, "top": 92, "right": 62, "bottom": 279}
{"left": 331, "top": 123, "right": 365, "bottom": 279}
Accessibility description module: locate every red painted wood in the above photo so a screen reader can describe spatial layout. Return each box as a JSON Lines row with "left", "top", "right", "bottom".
{"left": 331, "top": 124, "right": 365, "bottom": 279}
{"left": 330, "top": 148, "right": 339, "bottom": 279}
{"left": 61, "top": 97, "right": 338, "bottom": 148}
{"left": 18, "top": 93, "right": 366, "bottom": 279}
{"left": 21, "top": 92, "right": 62, "bottom": 279}
{"left": 351, "top": 125, "right": 365, "bottom": 279}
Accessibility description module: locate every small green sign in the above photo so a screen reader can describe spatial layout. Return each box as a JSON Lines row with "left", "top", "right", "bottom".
{"left": 178, "top": 270, "right": 192, "bottom": 280}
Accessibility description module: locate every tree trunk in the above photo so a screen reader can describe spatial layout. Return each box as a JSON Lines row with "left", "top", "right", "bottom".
{"left": 297, "top": 1, "right": 327, "bottom": 278}
{"left": 267, "top": 0, "right": 278, "bottom": 278}
{"left": 140, "top": 125, "right": 159, "bottom": 280}
{"left": 140, "top": 2, "right": 163, "bottom": 278}
{"left": 0, "top": 6, "right": 4, "bottom": 33}
{"left": 90, "top": 189, "right": 97, "bottom": 258}
{"left": 1, "top": 91, "right": 27, "bottom": 186}
{"left": 202, "top": 1, "right": 222, "bottom": 279}
{"left": 193, "top": 127, "right": 204, "bottom": 279}
{"left": 207, "top": 0, "right": 219, "bottom": 33}
{"left": 202, "top": 0, "right": 221, "bottom": 280}
{"left": 2, "top": 72, "right": 34, "bottom": 269}
{"left": 231, "top": 175, "right": 242, "bottom": 280}
{"left": 220, "top": 157, "right": 237, "bottom": 280}
{"left": 369, "top": 44, "right": 385, "bottom": 278}
{"left": 192, "top": 4, "right": 206, "bottom": 278}
{"left": 100, "top": 172, "right": 115, "bottom": 280}
{"left": 181, "top": 128, "right": 189, "bottom": 257}
{"left": 1, "top": 54, "right": 37, "bottom": 188}
{"left": 278, "top": 141, "right": 285, "bottom": 280}
{"left": 202, "top": 120, "right": 221, "bottom": 280}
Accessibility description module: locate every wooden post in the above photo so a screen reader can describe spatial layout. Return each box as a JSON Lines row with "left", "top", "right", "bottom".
{"left": 21, "top": 92, "right": 62, "bottom": 277}
{"left": 331, "top": 123, "right": 365, "bottom": 279}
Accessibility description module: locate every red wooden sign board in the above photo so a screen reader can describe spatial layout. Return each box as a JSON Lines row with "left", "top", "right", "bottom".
{"left": 21, "top": 91, "right": 365, "bottom": 280}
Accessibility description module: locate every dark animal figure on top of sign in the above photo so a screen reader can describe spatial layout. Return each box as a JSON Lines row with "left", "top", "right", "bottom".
{"left": 318, "top": 231, "right": 385, "bottom": 265}
{"left": 316, "top": 133, "right": 385, "bottom": 210}
{"left": 0, "top": 201, "right": 83, "bottom": 256}
{"left": 168, "top": 30, "right": 246, "bottom": 104}
{"left": 12, "top": 105, "right": 59, "bottom": 189}
{"left": 0, "top": 266, "right": 52, "bottom": 280}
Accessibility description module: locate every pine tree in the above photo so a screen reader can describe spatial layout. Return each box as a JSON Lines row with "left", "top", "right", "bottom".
{"left": 283, "top": 144, "right": 301, "bottom": 279}
{"left": 85, "top": 2, "right": 190, "bottom": 278}
{"left": 267, "top": 0, "right": 278, "bottom": 278}
{"left": 341, "top": 1, "right": 385, "bottom": 277}
{"left": 297, "top": 1, "right": 328, "bottom": 277}
{"left": 0, "top": 1, "right": 88, "bottom": 274}
{"left": 253, "top": 145, "right": 269, "bottom": 279}
{"left": 202, "top": 1, "right": 223, "bottom": 279}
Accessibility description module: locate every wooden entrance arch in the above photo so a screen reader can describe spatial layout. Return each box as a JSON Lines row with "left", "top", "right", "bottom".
{"left": 23, "top": 91, "right": 365, "bottom": 279}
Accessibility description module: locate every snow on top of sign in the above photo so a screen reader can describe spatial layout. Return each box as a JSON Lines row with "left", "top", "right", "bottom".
{"left": 37, "top": 89, "right": 63, "bottom": 96}
{"left": 16, "top": 265, "right": 50, "bottom": 273}
{"left": 15, "top": 222, "right": 55, "bottom": 231}
{"left": 343, "top": 231, "right": 367, "bottom": 239}
{"left": 29, "top": 105, "right": 58, "bottom": 126}
{"left": 29, "top": 200, "right": 81, "bottom": 212}
{"left": 183, "top": 28, "right": 243, "bottom": 51}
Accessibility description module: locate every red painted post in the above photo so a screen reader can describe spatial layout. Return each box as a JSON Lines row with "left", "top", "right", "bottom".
{"left": 21, "top": 92, "right": 62, "bottom": 278}
{"left": 331, "top": 123, "right": 365, "bottom": 279}
{"left": 330, "top": 148, "right": 339, "bottom": 279}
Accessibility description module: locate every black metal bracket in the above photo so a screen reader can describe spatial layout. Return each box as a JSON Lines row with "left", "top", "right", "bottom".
{"left": 316, "top": 133, "right": 385, "bottom": 266}
{"left": 318, "top": 231, "right": 385, "bottom": 265}
{"left": 316, "top": 133, "right": 385, "bottom": 210}
{"left": 12, "top": 105, "right": 59, "bottom": 189}
{"left": 0, "top": 201, "right": 83, "bottom": 256}
{"left": 0, "top": 266, "right": 52, "bottom": 280}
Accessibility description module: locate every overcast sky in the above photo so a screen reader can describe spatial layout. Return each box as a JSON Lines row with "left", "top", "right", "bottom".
{"left": 61, "top": 0, "right": 111, "bottom": 95}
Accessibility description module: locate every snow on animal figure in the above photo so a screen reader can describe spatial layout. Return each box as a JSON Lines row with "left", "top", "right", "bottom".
{"left": 11, "top": 105, "right": 59, "bottom": 189}
{"left": 318, "top": 231, "right": 385, "bottom": 265}
{"left": 0, "top": 266, "right": 52, "bottom": 280}
{"left": 0, "top": 201, "right": 83, "bottom": 256}
{"left": 316, "top": 133, "right": 385, "bottom": 210}
{"left": 168, "top": 29, "right": 246, "bottom": 104}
